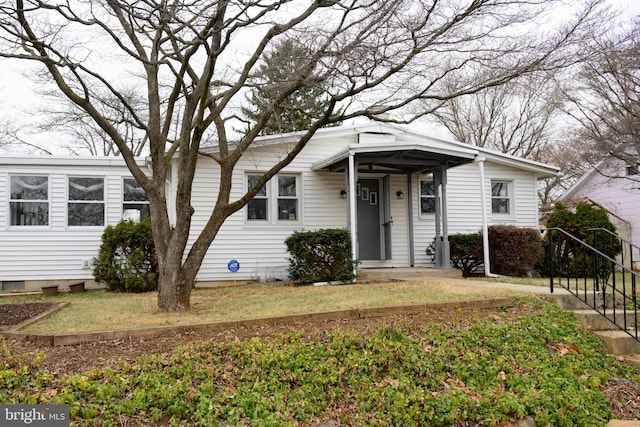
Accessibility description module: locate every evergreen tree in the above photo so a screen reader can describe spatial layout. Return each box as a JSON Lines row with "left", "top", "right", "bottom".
{"left": 242, "top": 38, "right": 337, "bottom": 135}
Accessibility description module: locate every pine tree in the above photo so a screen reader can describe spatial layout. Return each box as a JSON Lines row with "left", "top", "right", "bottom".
{"left": 242, "top": 38, "right": 336, "bottom": 135}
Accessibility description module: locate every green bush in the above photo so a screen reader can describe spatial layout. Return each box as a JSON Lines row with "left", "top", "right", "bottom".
{"left": 285, "top": 228, "right": 357, "bottom": 283}
{"left": 449, "top": 233, "right": 484, "bottom": 278}
{"left": 488, "top": 225, "right": 544, "bottom": 277}
{"left": 543, "top": 201, "right": 621, "bottom": 278}
{"left": 93, "top": 218, "right": 158, "bottom": 292}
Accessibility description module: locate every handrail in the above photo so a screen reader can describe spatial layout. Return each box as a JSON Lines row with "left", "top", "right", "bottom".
{"left": 545, "top": 227, "right": 638, "bottom": 343}
{"left": 587, "top": 227, "right": 639, "bottom": 270}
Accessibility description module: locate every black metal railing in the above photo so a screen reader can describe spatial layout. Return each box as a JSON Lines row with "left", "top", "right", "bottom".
{"left": 588, "top": 227, "right": 640, "bottom": 273}
{"left": 546, "top": 227, "right": 639, "bottom": 343}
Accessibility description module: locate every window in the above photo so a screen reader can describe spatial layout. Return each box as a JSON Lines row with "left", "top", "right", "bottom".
{"left": 123, "top": 178, "right": 149, "bottom": 221}
{"left": 9, "top": 175, "right": 49, "bottom": 226}
{"left": 246, "top": 173, "right": 300, "bottom": 223}
{"left": 68, "top": 176, "right": 105, "bottom": 226}
{"left": 277, "top": 175, "right": 297, "bottom": 220}
{"left": 419, "top": 176, "right": 436, "bottom": 214}
{"left": 247, "top": 174, "right": 268, "bottom": 220}
{"left": 491, "top": 180, "right": 511, "bottom": 214}
{"left": 626, "top": 164, "right": 639, "bottom": 176}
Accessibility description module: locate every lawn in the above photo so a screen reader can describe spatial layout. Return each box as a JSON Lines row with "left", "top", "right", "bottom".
{"left": 4, "top": 279, "right": 527, "bottom": 333}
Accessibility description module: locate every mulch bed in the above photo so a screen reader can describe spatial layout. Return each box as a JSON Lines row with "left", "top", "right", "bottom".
{"left": 0, "top": 302, "right": 59, "bottom": 327}
{"left": 1, "top": 301, "right": 639, "bottom": 422}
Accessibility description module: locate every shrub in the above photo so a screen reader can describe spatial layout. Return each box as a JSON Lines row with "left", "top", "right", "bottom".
{"left": 285, "top": 228, "right": 357, "bottom": 283}
{"left": 449, "top": 233, "right": 484, "bottom": 278}
{"left": 488, "top": 225, "right": 544, "bottom": 277}
{"left": 93, "top": 218, "right": 158, "bottom": 292}
{"left": 543, "top": 201, "right": 621, "bottom": 278}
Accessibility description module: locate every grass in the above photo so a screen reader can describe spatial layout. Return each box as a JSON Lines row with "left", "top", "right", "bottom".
{"left": 1, "top": 298, "right": 638, "bottom": 426}
{"left": 4, "top": 280, "right": 528, "bottom": 333}
{"left": 476, "top": 272, "right": 640, "bottom": 295}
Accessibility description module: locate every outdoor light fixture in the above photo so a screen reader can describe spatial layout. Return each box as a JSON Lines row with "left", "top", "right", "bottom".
{"left": 396, "top": 191, "right": 405, "bottom": 199}
{"left": 340, "top": 190, "right": 347, "bottom": 199}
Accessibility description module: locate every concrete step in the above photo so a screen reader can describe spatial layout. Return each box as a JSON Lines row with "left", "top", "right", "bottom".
{"left": 615, "top": 354, "right": 640, "bottom": 370}
{"left": 592, "top": 330, "right": 640, "bottom": 355}
{"left": 572, "top": 309, "right": 638, "bottom": 331}
{"left": 553, "top": 292, "right": 615, "bottom": 310}
{"left": 607, "top": 420, "right": 640, "bottom": 427}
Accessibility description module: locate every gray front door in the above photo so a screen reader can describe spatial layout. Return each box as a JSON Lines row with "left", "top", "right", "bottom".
{"left": 357, "top": 179, "right": 382, "bottom": 260}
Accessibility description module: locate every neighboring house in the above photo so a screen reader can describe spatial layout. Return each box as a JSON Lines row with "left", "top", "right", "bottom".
{"left": 0, "top": 121, "right": 558, "bottom": 292}
{"left": 561, "top": 157, "right": 640, "bottom": 270}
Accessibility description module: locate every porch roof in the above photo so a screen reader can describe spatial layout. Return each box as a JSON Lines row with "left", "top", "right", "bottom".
{"left": 311, "top": 141, "right": 478, "bottom": 175}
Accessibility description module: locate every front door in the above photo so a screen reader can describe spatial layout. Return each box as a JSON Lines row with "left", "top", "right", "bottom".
{"left": 357, "top": 179, "right": 382, "bottom": 260}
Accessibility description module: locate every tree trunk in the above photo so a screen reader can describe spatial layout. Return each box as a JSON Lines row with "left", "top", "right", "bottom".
{"left": 157, "top": 244, "right": 190, "bottom": 312}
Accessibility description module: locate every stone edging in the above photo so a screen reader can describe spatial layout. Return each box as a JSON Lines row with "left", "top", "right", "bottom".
{"left": 2, "top": 298, "right": 514, "bottom": 347}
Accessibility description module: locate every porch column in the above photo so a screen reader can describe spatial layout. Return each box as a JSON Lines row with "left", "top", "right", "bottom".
{"left": 433, "top": 166, "right": 451, "bottom": 268}
{"left": 348, "top": 152, "right": 358, "bottom": 263}
{"left": 406, "top": 172, "right": 415, "bottom": 266}
{"left": 433, "top": 168, "right": 443, "bottom": 267}
{"left": 439, "top": 165, "right": 451, "bottom": 269}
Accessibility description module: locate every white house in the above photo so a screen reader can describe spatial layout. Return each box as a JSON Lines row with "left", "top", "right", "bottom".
{"left": 0, "top": 122, "right": 558, "bottom": 292}
{"left": 561, "top": 157, "right": 640, "bottom": 270}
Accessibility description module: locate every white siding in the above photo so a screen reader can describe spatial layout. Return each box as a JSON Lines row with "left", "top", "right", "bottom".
{"left": 0, "top": 126, "right": 550, "bottom": 286}
{"left": 189, "top": 136, "right": 354, "bottom": 282}
{"left": 0, "top": 162, "right": 142, "bottom": 285}
{"left": 413, "top": 161, "right": 541, "bottom": 267}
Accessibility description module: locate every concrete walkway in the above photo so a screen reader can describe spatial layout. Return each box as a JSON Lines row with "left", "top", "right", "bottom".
{"left": 360, "top": 267, "right": 569, "bottom": 295}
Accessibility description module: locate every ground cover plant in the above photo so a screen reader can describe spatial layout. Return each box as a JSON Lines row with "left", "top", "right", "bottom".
{"left": 1, "top": 298, "right": 638, "bottom": 426}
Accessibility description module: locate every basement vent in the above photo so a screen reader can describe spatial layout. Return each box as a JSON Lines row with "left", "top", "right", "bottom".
{"left": 2, "top": 281, "right": 25, "bottom": 292}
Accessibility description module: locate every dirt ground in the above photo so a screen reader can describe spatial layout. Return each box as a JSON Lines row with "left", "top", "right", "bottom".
{"left": 1, "top": 300, "right": 640, "bottom": 422}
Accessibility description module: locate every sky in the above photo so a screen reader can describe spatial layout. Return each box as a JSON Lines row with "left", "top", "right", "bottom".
{"left": 0, "top": 0, "right": 638, "bottom": 155}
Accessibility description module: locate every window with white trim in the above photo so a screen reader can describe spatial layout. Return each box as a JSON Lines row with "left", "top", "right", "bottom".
{"left": 491, "top": 180, "right": 511, "bottom": 214}
{"left": 68, "top": 176, "right": 105, "bottom": 226}
{"left": 419, "top": 175, "right": 436, "bottom": 214}
{"left": 277, "top": 175, "right": 297, "bottom": 220}
{"left": 9, "top": 175, "right": 49, "bottom": 226}
{"left": 246, "top": 173, "right": 300, "bottom": 223}
{"left": 247, "top": 174, "right": 268, "bottom": 220}
{"left": 123, "top": 178, "right": 149, "bottom": 221}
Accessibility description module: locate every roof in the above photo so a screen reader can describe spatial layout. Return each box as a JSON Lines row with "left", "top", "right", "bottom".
{"left": 561, "top": 159, "right": 608, "bottom": 200}
{"left": 312, "top": 141, "right": 477, "bottom": 174}
{"left": 310, "top": 122, "right": 559, "bottom": 178}
{"left": 0, "top": 122, "right": 560, "bottom": 178}
{"left": 0, "top": 155, "right": 147, "bottom": 168}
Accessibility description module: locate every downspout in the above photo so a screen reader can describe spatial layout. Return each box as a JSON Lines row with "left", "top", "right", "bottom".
{"left": 476, "top": 156, "right": 494, "bottom": 277}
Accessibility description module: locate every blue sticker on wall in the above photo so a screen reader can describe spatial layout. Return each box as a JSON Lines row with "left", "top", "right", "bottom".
{"left": 227, "top": 259, "right": 240, "bottom": 273}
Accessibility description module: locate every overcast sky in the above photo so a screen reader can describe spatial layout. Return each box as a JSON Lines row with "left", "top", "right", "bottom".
{"left": 0, "top": 0, "right": 638, "bottom": 154}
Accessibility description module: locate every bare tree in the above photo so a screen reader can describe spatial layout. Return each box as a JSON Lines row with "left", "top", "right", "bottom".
{"left": 0, "top": 0, "right": 606, "bottom": 312}
{"left": 38, "top": 91, "right": 149, "bottom": 156}
{"left": 564, "top": 20, "right": 640, "bottom": 181}
{"left": 0, "top": 113, "right": 53, "bottom": 154}
{"left": 431, "top": 71, "right": 565, "bottom": 160}
{"left": 537, "top": 138, "right": 596, "bottom": 210}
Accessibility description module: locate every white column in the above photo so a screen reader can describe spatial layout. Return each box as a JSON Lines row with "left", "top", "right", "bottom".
{"left": 348, "top": 151, "right": 358, "bottom": 263}
{"left": 440, "top": 165, "right": 451, "bottom": 269}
